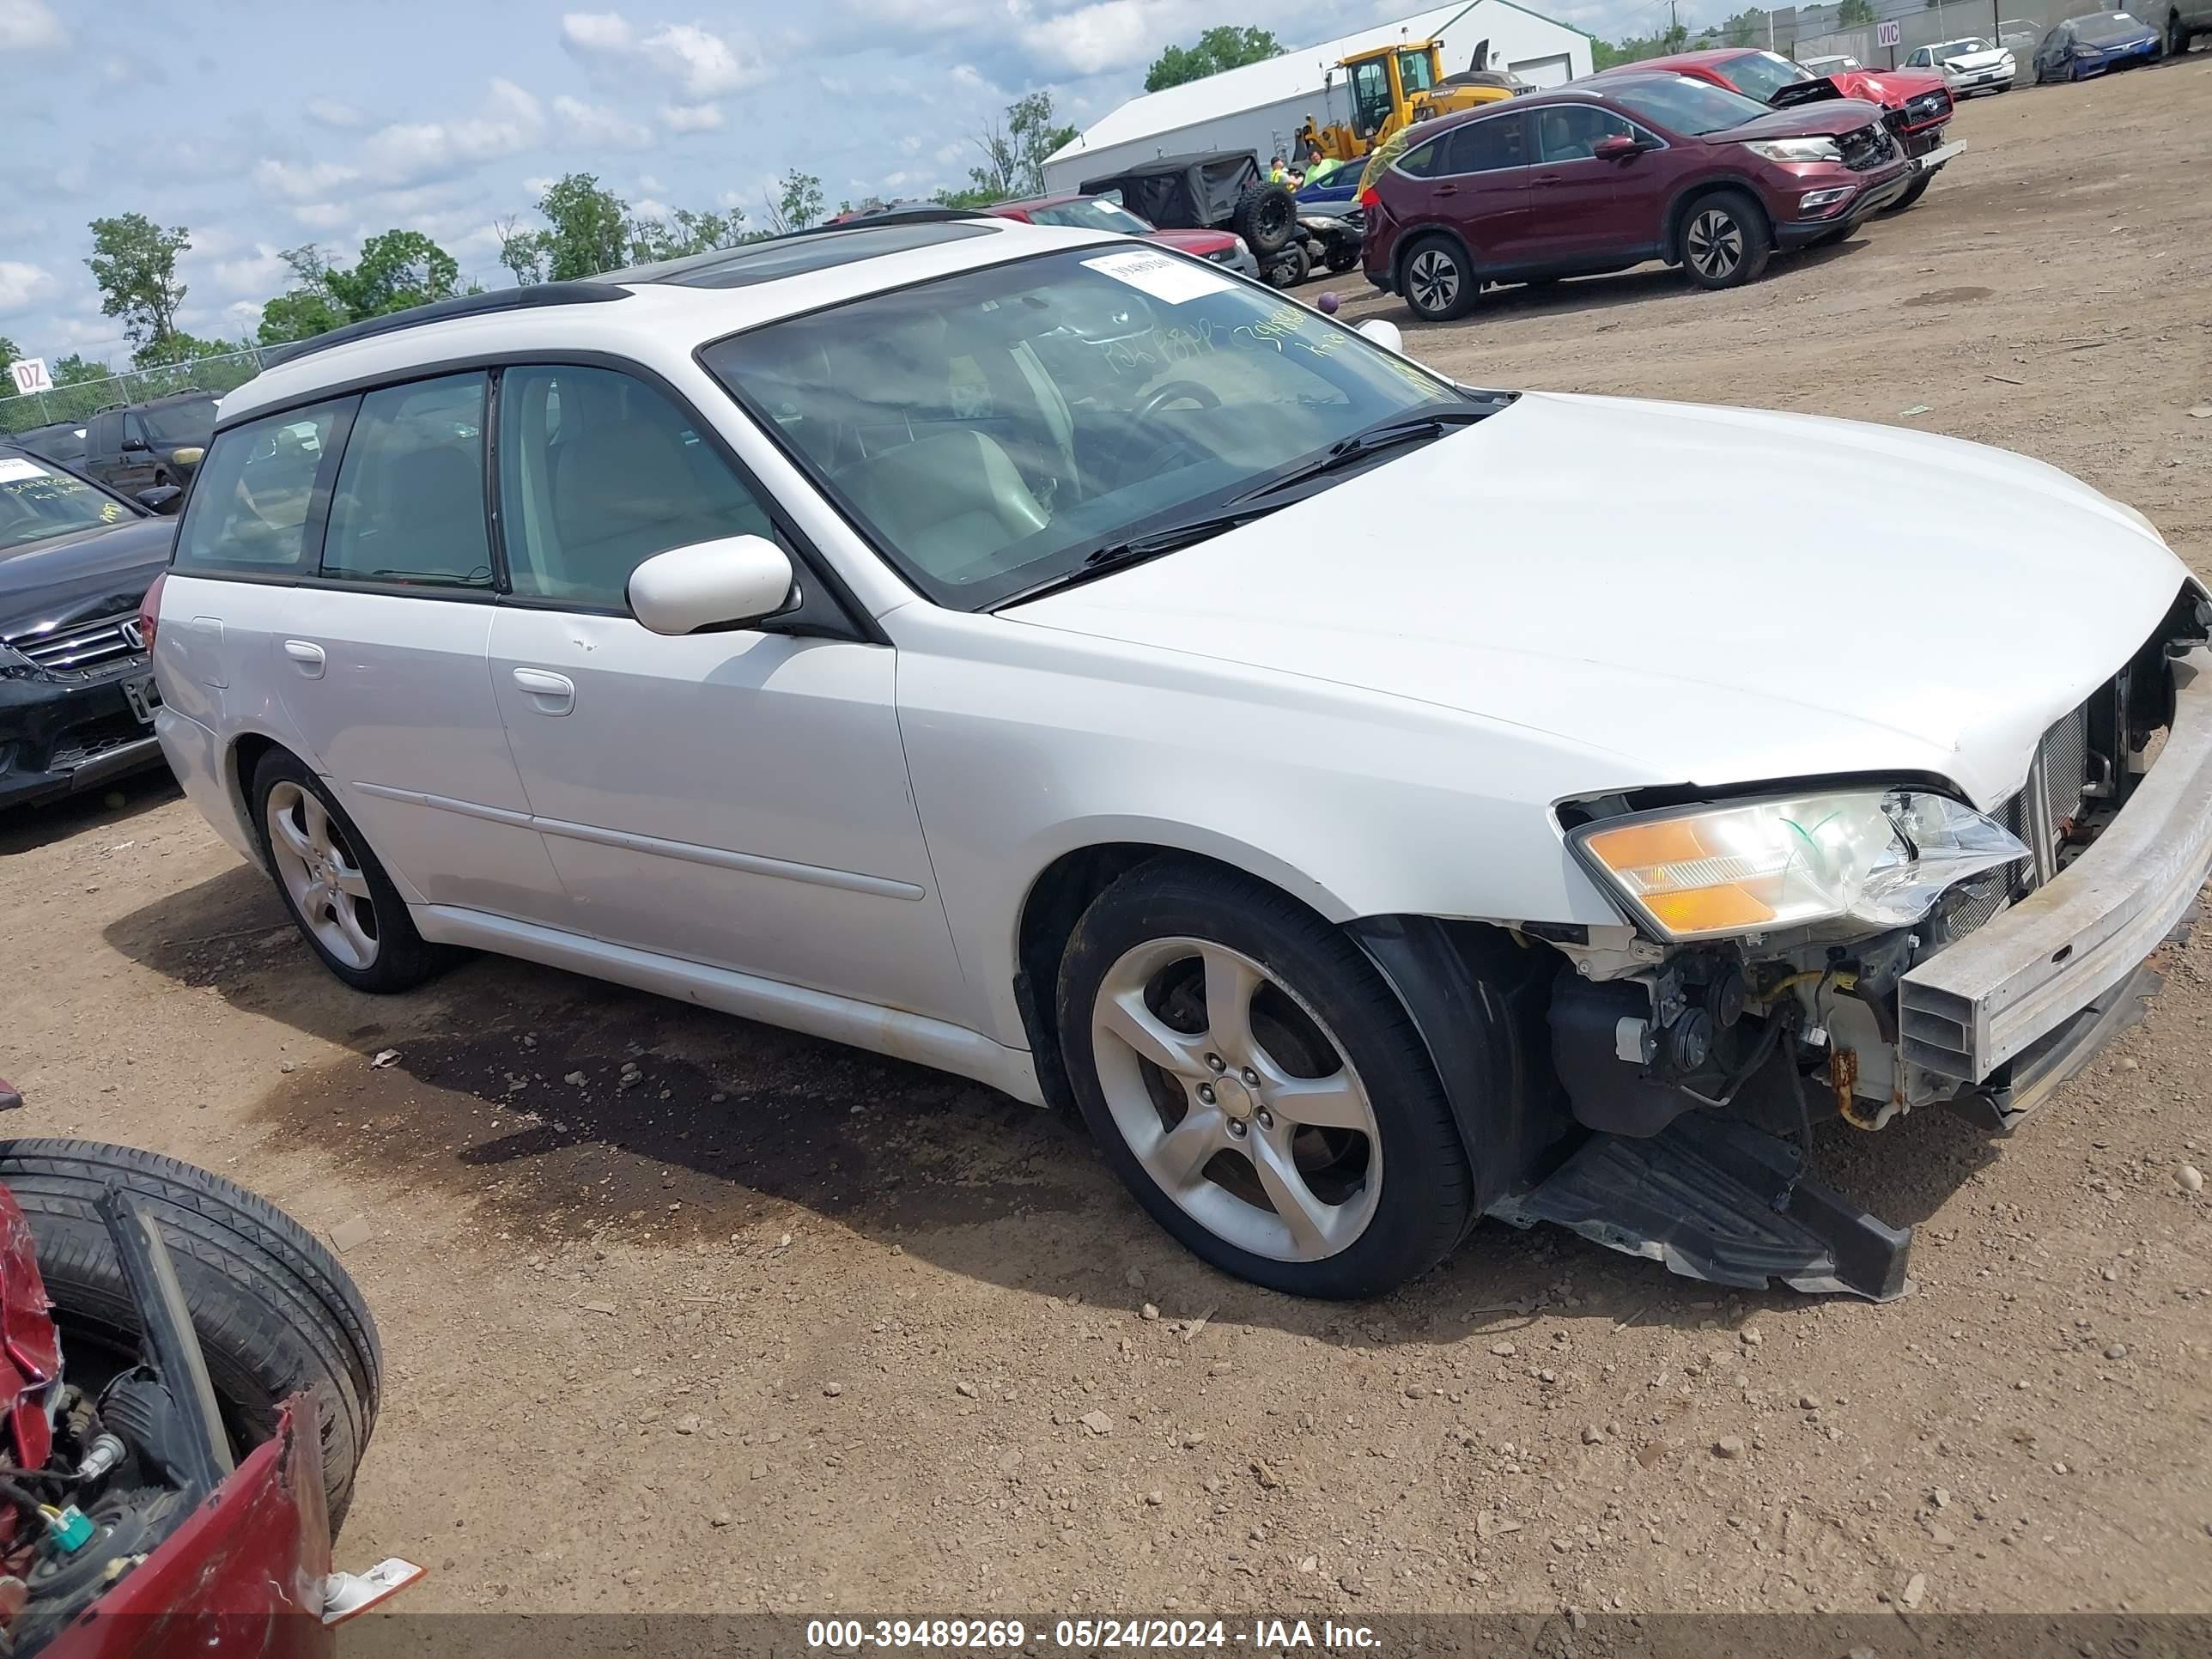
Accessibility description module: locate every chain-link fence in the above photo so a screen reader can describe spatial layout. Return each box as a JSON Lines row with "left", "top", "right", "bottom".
{"left": 1796, "top": 0, "right": 2063, "bottom": 77}
{"left": 0, "top": 343, "right": 274, "bottom": 440}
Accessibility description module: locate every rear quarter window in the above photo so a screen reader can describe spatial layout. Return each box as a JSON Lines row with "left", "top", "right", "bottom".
{"left": 173, "top": 400, "right": 349, "bottom": 578}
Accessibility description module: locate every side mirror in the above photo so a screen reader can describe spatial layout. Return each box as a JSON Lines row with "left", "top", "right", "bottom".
{"left": 1593, "top": 134, "right": 1641, "bottom": 162}
{"left": 1356, "top": 317, "right": 1407, "bottom": 355}
{"left": 135, "top": 485, "right": 183, "bottom": 516}
{"left": 119, "top": 437, "right": 152, "bottom": 453}
{"left": 628, "top": 535, "right": 795, "bottom": 635}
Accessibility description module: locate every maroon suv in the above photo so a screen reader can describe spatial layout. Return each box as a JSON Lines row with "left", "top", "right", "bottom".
{"left": 1363, "top": 72, "right": 1912, "bottom": 320}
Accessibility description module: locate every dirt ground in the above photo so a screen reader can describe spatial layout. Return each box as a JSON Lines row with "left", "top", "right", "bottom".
{"left": 3, "top": 56, "right": 2209, "bottom": 1631}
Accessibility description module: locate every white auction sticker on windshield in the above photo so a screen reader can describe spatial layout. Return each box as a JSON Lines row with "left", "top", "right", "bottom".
{"left": 1083, "top": 248, "right": 1237, "bottom": 305}
{"left": 0, "top": 457, "right": 48, "bottom": 483}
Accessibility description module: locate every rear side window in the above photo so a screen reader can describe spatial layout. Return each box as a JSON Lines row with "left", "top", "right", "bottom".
{"left": 173, "top": 400, "right": 347, "bottom": 576}
{"left": 1395, "top": 137, "right": 1443, "bottom": 179}
{"left": 1443, "top": 114, "right": 1526, "bottom": 173}
{"left": 496, "top": 364, "right": 776, "bottom": 611}
{"left": 321, "top": 373, "right": 491, "bottom": 589}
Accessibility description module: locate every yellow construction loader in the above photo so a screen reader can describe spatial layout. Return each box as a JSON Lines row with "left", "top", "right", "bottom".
{"left": 1296, "top": 34, "right": 1528, "bottom": 166}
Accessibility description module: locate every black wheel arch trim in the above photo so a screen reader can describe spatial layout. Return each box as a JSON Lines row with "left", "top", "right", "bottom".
{"left": 1343, "top": 914, "right": 1577, "bottom": 1214}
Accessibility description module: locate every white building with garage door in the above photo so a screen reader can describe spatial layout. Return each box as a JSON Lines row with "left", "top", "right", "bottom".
{"left": 1042, "top": 0, "right": 1595, "bottom": 194}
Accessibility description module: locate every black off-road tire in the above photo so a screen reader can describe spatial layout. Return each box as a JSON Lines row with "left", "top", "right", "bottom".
{"left": 1233, "top": 181, "right": 1298, "bottom": 254}
{"left": 0, "top": 1139, "right": 382, "bottom": 1532}
{"left": 1883, "top": 171, "right": 1936, "bottom": 213}
{"left": 1401, "top": 234, "right": 1477, "bottom": 320}
{"left": 1678, "top": 188, "right": 1773, "bottom": 289}
{"left": 2168, "top": 11, "right": 2190, "bottom": 54}
{"left": 1265, "top": 242, "right": 1311, "bottom": 289}
{"left": 1055, "top": 860, "right": 1474, "bottom": 1298}
{"left": 251, "top": 747, "right": 447, "bottom": 994}
{"left": 1324, "top": 240, "right": 1362, "bottom": 274}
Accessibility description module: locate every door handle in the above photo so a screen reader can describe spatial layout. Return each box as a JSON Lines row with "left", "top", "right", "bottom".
{"left": 511, "top": 667, "right": 575, "bottom": 716}
{"left": 282, "top": 639, "right": 325, "bottom": 678}
{"left": 1436, "top": 183, "right": 1459, "bottom": 196}
{"left": 1534, "top": 172, "right": 1564, "bottom": 184}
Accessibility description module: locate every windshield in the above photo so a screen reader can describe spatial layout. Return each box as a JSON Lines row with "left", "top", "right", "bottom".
{"left": 1934, "top": 37, "right": 1995, "bottom": 58}
{"left": 1028, "top": 198, "right": 1156, "bottom": 235}
{"left": 1608, "top": 76, "right": 1773, "bottom": 133}
{"left": 1723, "top": 50, "right": 1811, "bottom": 100}
{"left": 701, "top": 246, "right": 1466, "bottom": 610}
{"left": 0, "top": 453, "right": 131, "bottom": 556}
{"left": 140, "top": 395, "right": 216, "bottom": 447}
{"left": 2070, "top": 10, "right": 2147, "bottom": 40}
{"left": 1802, "top": 54, "right": 1859, "bottom": 71}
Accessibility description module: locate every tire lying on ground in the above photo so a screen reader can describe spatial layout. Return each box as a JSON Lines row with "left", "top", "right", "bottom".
{"left": 1233, "top": 181, "right": 1298, "bottom": 254}
{"left": 0, "top": 1139, "right": 382, "bottom": 1532}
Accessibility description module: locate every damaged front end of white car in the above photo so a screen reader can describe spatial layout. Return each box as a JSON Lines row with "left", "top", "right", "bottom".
{"left": 1490, "top": 586, "right": 2212, "bottom": 1301}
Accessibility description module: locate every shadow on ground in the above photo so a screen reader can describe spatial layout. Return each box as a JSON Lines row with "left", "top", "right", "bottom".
{"left": 0, "top": 769, "right": 181, "bottom": 858}
{"left": 106, "top": 861, "right": 2005, "bottom": 1346}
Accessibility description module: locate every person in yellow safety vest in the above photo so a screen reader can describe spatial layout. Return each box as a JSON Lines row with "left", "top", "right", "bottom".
{"left": 1268, "top": 155, "right": 1288, "bottom": 183}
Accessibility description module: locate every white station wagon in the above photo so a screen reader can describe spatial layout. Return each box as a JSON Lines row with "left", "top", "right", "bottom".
{"left": 149, "top": 213, "right": 2212, "bottom": 1300}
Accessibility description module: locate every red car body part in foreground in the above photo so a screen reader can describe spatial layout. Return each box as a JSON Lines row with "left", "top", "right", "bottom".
{"left": 1362, "top": 76, "right": 1912, "bottom": 317}
{"left": 0, "top": 1130, "right": 420, "bottom": 1658}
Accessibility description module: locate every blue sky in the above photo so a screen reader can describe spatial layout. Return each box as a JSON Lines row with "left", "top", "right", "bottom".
{"left": 0, "top": 0, "right": 1654, "bottom": 366}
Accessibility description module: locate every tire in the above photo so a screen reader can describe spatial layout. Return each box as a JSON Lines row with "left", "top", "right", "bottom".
{"left": 1055, "top": 860, "right": 1474, "bottom": 1298}
{"left": 1323, "top": 240, "right": 1361, "bottom": 274}
{"left": 1400, "top": 234, "right": 1476, "bottom": 321}
{"left": 0, "top": 1139, "right": 382, "bottom": 1532}
{"left": 1883, "top": 172, "right": 1936, "bottom": 214}
{"left": 2169, "top": 11, "right": 2189, "bottom": 53}
{"left": 1264, "top": 242, "right": 1310, "bottom": 289}
{"left": 251, "top": 747, "right": 445, "bottom": 994}
{"left": 1233, "top": 181, "right": 1298, "bottom": 255}
{"left": 1678, "top": 189, "right": 1772, "bottom": 289}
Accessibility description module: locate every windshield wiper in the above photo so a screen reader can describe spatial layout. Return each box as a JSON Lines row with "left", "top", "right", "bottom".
{"left": 1232, "top": 405, "right": 1493, "bottom": 504}
{"left": 993, "top": 503, "right": 1290, "bottom": 608}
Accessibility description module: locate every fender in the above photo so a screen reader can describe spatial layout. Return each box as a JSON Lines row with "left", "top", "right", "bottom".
{"left": 1344, "top": 914, "right": 1577, "bottom": 1213}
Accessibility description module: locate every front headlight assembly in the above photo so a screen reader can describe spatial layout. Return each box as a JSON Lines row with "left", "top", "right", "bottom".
{"left": 1744, "top": 136, "right": 1844, "bottom": 163}
{"left": 1571, "top": 788, "right": 2027, "bottom": 943}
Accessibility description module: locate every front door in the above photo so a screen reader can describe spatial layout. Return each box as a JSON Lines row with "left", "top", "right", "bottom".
{"left": 270, "top": 371, "right": 562, "bottom": 921}
{"left": 1522, "top": 104, "right": 1663, "bottom": 266}
{"left": 483, "top": 362, "right": 968, "bottom": 1023}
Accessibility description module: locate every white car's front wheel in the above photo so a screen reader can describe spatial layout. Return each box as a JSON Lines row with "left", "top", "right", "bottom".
{"left": 1056, "top": 860, "right": 1474, "bottom": 1297}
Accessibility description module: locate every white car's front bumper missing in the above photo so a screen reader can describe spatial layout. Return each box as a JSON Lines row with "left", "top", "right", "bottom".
{"left": 1899, "top": 647, "right": 2212, "bottom": 1086}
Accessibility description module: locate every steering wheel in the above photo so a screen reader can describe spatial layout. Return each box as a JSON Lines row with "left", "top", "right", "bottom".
{"left": 1136, "top": 380, "right": 1223, "bottom": 419}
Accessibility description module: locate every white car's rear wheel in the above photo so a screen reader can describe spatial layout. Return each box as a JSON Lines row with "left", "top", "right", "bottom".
{"left": 1057, "top": 860, "right": 1473, "bottom": 1297}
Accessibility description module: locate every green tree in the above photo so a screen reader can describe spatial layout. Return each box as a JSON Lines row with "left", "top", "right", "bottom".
{"left": 1718, "top": 7, "right": 1765, "bottom": 44}
{"left": 495, "top": 216, "right": 548, "bottom": 286}
{"left": 323, "top": 230, "right": 461, "bottom": 318}
{"left": 0, "top": 335, "right": 18, "bottom": 368}
{"left": 626, "top": 206, "right": 742, "bottom": 264}
{"left": 1591, "top": 21, "right": 1692, "bottom": 67}
{"left": 932, "top": 184, "right": 1001, "bottom": 210}
{"left": 85, "top": 212, "right": 191, "bottom": 359}
{"left": 52, "top": 354, "right": 113, "bottom": 386}
{"left": 963, "top": 91, "right": 1078, "bottom": 203}
{"left": 1838, "top": 0, "right": 1875, "bottom": 22}
{"left": 131, "top": 331, "right": 241, "bottom": 369}
{"left": 537, "top": 173, "right": 632, "bottom": 280}
{"left": 766, "top": 168, "right": 824, "bottom": 235}
{"left": 1145, "top": 25, "right": 1283, "bottom": 91}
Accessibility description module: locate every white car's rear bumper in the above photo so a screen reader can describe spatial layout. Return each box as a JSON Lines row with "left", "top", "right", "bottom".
{"left": 1899, "top": 647, "right": 2212, "bottom": 1086}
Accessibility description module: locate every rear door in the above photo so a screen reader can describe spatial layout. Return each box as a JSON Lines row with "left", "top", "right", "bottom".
{"left": 270, "top": 370, "right": 562, "bottom": 921}
{"left": 1521, "top": 103, "right": 1666, "bottom": 266}
{"left": 1391, "top": 112, "right": 1528, "bottom": 261}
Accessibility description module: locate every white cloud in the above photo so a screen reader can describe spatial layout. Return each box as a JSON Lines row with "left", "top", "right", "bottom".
{"left": 291, "top": 204, "right": 351, "bottom": 229}
{"left": 0, "top": 261, "right": 56, "bottom": 314}
{"left": 210, "top": 245, "right": 291, "bottom": 298}
{"left": 562, "top": 11, "right": 766, "bottom": 97}
{"left": 358, "top": 79, "right": 544, "bottom": 187}
{"left": 306, "top": 97, "right": 369, "bottom": 129}
{"left": 553, "top": 94, "right": 654, "bottom": 150}
{"left": 662, "top": 101, "right": 724, "bottom": 132}
{"left": 256, "top": 159, "right": 362, "bottom": 200}
{"left": 0, "top": 0, "right": 66, "bottom": 51}
{"left": 632, "top": 197, "right": 673, "bottom": 221}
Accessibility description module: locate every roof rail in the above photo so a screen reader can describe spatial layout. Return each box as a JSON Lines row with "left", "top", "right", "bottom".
{"left": 259, "top": 282, "right": 635, "bottom": 370}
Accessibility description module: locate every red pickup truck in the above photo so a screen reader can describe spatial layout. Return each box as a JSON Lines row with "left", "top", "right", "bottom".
{"left": 1594, "top": 48, "right": 1962, "bottom": 211}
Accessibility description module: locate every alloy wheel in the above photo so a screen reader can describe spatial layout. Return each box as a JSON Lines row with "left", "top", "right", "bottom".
{"left": 1089, "top": 937, "right": 1382, "bottom": 1262}
{"left": 1407, "top": 247, "right": 1460, "bottom": 314}
{"left": 1686, "top": 209, "right": 1743, "bottom": 280}
{"left": 265, "top": 781, "right": 380, "bottom": 970}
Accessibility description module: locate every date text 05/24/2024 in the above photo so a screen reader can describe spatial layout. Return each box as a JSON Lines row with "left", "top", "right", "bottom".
{"left": 805, "top": 1619, "right": 1382, "bottom": 1650}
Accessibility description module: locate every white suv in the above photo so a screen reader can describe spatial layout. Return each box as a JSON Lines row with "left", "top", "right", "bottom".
{"left": 149, "top": 213, "right": 2212, "bottom": 1300}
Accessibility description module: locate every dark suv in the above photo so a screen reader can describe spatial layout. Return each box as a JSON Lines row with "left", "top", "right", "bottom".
{"left": 80, "top": 390, "right": 217, "bottom": 503}
{"left": 1363, "top": 74, "right": 1911, "bottom": 320}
